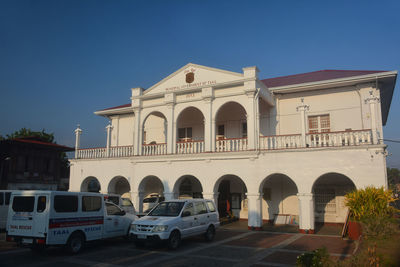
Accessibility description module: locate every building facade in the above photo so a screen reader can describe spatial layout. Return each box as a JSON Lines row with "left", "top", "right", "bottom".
{"left": 69, "top": 63, "right": 397, "bottom": 232}
{"left": 1, "top": 137, "right": 73, "bottom": 191}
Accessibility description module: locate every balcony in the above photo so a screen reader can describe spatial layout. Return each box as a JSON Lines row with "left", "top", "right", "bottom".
{"left": 75, "top": 129, "right": 374, "bottom": 159}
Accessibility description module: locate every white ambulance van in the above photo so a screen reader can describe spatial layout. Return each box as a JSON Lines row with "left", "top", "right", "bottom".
{"left": 6, "top": 191, "right": 137, "bottom": 253}
{"left": 0, "top": 190, "right": 14, "bottom": 229}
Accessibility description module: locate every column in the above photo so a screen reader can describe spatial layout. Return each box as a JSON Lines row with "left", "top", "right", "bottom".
{"left": 163, "top": 192, "right": 175, "bottom": 201}
{"left": 365, "top": 91, "right": 380, "bottom": 144}
{"left": 246, "top": 96, "right": 256, "bottom": 150}
{"left": 297, "top": 193, "right": 315, "bottom": 234}
{"left": 202, "top": 87, "right": 214, "bottom": 152}
{"left": 296, "top": 98, "right": 310, "bottom": 147}
{"left": 130, "top": 191, "right": 140, "bottom": 213}
{"left": 204, "top": 100, "right": 213, "bottom": 152}
{"left": 211, "top": 119, "right": 216, "bottom": 152}
{"left": 246, "top": 193, "right": 263, "bottom": 230}
{"left": 133, "top": 108, "right": 142, "bottom": 155}
{"left": 74, "top": 125, "right": 82, "bottom": 159}
{"left": 202, "top": 192, "right": 219, "bottom": 207}
{"left": 164, "top": 92, "right": 176, "bottom": 154}
{"left": 106, "top": 123, "right": 113, "bottom": 157}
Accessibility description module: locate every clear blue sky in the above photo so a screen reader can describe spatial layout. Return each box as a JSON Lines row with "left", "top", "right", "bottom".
{"left": 1, "top": 0, "right": 399, "bottom": 168}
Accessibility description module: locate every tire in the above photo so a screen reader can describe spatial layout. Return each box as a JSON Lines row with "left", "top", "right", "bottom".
{"left": 205, "top": 225, "right": 215, "bottom": 242}
{"left": 167, "top": 231, "right": 181, "bottom": 250}
{"left": 66, "top": 232, "right": 85, "bottom": 254}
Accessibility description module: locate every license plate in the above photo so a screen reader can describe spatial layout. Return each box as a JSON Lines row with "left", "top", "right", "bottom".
{"left": 22, "top": 238, "right": 33, "bottom": 244}
{"left": 137, "top": 234, "right": 146, "bottom": 239}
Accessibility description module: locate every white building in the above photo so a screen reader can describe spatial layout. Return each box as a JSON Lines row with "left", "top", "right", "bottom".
{"left": 69, "top": 63, "right": 397, "bottom": 233}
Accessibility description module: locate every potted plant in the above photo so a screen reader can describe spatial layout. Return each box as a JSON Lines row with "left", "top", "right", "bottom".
{"left": 345, "top": 186, "right": 397, "bottom": 240}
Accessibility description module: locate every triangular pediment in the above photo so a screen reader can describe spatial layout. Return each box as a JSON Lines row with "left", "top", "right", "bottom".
{"left": 144, "top": 63, "right": 243, "bottom": 95}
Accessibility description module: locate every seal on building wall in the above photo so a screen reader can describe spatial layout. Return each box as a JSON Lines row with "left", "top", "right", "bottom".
{"left": 186, "top": 72, "right": 194, "bottom": 83}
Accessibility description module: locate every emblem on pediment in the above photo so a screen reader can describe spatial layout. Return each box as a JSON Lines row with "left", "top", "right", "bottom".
{"left": 184, "top": 68, "right": 196, "bottom": 84}
{"left": 186, "top": 72, "right": 194, "bottom": 83}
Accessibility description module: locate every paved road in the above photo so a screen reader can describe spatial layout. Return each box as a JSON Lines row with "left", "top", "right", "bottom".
{"left": 0, "top": 229, "right": 355, "bottom": 267}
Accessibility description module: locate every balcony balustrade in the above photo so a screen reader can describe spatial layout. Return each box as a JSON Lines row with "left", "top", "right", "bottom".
{"left": 176, "top": 140, "right": 205, "bottom": 154}
{"left": 75, "top": 129, "right": 374, "bottom": 159}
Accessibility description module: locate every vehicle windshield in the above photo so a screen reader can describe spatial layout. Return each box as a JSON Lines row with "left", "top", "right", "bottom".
{"left": 148, "top": 202, "right": 184, "bottom": 217}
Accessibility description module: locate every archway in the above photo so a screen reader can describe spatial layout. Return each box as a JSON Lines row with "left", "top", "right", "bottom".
{"left": 215, "top": 102, "right": 247, "bottom": 140}
{"left": 176, "top": 107, "right": 205, "bottom": 142}
{"left": 142, "top": 111, "right": 167, "bottom": 145}
{"left": 259, "top": 174, "right": 299, "bottom": 225}
{"left": 108, "top": 176, "right": 130, "bottom": 195}
{"left": 214, "top": 175, "right": 248, "bottom": 219}
{"left": 81, "top": 176, "right": 101, "bottom": 193}
{"left": 312, "top": 173, "right": 356, "bottom": 223}
{"left": 173, "top": 175, "right": 203, "bottom": 199}
{"left": 138, "top": 176, "right": 164, "bottom": 212}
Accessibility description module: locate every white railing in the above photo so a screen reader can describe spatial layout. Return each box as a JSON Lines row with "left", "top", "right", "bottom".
{"left": 176, "top": 140, "right": 205, "bottom": 154}
{"left": 77, "top": 147, "right": 107, "bottom": 159}
{"left": 109, "top": 146, "right": 135, "bottom": 157}
{"left": 259, "top": 134, "right": 302, "bottom": 150}
{"left": 142, "top": 143, "right": 167, "bottom": 156}
{"left": 76, "top": 130, "right": 374, "bottom": 159}
{"left": 306, "top": 129, "right": 372, "bottom": 148}
{"left": 215, "top": 138, "right": 248, "bottom": 152}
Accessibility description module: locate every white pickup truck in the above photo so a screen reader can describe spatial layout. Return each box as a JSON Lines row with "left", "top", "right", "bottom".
{"left": 6, "top": 191, "right": 137, "bottom": 253}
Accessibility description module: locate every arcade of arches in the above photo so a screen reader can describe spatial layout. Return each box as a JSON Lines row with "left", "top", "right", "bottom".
{"left": 80, "top": 172, "right": 357, "bottom": 231}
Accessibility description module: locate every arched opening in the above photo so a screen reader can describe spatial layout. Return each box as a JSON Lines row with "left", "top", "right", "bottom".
{"left": 81, "top": 176, "right": 101, "bottom": 193}
{"left": 215, "top": 102, "right": 247, "bottom": 140}
{"left": 312, "top": 173, "right": 356, "bottom": 224}
{"left": 142, "top": 111, "right": 167, "bottom": 145}
{"left": 176, "top": 107, "right": 205, "bottom": 142}
{"left": 173, "top": 175, "right": 203, "bottom": 199}
{"left": 214, "top": 175, "right": 247, "bottom": 219}
{"left": 138, "top": 176, "right": 164, "bottom": 212}
{"left": 108, "top": 176, "right": 130, "bottom": 195}
{"left": 260, "top": 174, "right": 299, "bottom": 227}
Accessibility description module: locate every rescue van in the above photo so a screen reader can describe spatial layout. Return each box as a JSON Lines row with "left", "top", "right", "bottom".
{"left": 0, "top": 190, "right": 14, "bottom": 229}
{"left": 6, "top": 191, "right": 137, "bottom": 253}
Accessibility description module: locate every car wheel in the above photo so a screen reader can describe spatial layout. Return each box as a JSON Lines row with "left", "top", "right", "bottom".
{"left": 167, "top": 231, "right": 181, "bottom": 250}
{"left": 205, "top": 225, "right": 215, "bottom": 241}
{"left": 66, "top": 232, "right": 85, "bottom": 254}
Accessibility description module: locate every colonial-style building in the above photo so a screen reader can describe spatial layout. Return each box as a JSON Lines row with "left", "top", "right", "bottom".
{"left": 69, "top": 63, "right": 397, "bottom": 233}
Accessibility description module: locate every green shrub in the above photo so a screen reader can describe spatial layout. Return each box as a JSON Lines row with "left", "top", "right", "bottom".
{"left": 345, "top": 186, "right": 397, "bottom": 221}
{"left": 296, "top": 247, "right": 330, "bottom": 267}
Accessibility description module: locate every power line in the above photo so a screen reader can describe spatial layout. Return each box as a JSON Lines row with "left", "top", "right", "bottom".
{"left": 382, "top": 139, "right": 400, "bottom": 144}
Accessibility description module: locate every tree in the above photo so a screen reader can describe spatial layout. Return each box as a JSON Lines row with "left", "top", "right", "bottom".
{"left": 6, "top": 128, "right": 54, "bottom": 143}
{"left": 387, "top": 167, "right": 400, "bottom": 191}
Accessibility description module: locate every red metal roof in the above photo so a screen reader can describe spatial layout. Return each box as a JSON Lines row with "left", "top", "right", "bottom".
{"left": 9, "top": 138, "right": 74, "bottom": 151}
{"left": 100, "top": 69, "right": 388, "bottom": 112}
{"left": 261, "top": 69, "right": 386, "bottom": 88}
{"left": 102, "top": 103, "right": 131, "bottom": 111}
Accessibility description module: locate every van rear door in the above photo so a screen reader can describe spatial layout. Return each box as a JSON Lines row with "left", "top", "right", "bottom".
{"left": 8, "top": 194, "right": 37, "bottom": 239}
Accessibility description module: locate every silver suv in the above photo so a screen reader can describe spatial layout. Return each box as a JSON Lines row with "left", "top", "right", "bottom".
{"left": 129, "top": 199, "right": 219, "bottom": 249}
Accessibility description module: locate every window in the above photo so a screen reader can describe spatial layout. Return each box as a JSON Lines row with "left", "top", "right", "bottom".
{"left": 194, "top": 201, "right": 207, "bottom": 214}
{"left": 178, "top": 127, "right": 192, "bottom": 141}
{"left": 217, "top": 125, "right": 225, "bottom": 136}
{"left": 82, "top": 196, "right": 102, "bottom": 212}
{"left": 106, "top": 202, "right": 123, "bottom": 215}
{"left": 308, "top": 115, "right": 330, "bottom": 133}
{"left": 242, "top": 122, "right": 247, "bottom": 138}
{"left": 12, "top": 196, "right": 34, "bottom": 212}
{"left": 206, "top": 201, "right": 216, "bottom": 212}
{"left": 121, "top": 198, "right": 133, "bottom": 207}
{"left": 54, "top": 195, "right": 78, "bottom": 212}
{"left": 37, "top": 196, "right": 46, "bottom": 213}
{"left": 182, "top": 203, "right": 194, "bottom": 217}
{"left": 107, "top": 196, "right": 119, "bottom": 205}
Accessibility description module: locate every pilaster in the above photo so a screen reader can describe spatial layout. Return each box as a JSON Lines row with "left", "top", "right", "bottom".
{"left": 246, "top": 193, "right": 263, "bottom": 230}
{"left": 297, "top": 193, "right": 315, "bottom": 234}
{"left": 296, "top": 98, "right": 310, "bottom": 147}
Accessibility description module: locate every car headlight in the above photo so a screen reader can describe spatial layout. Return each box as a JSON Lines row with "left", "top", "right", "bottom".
{"left": 130, "top": 224, "right": 137, "bottom": 232}
{"left": 152, "top": 225, "right": 168, "bottom": 232}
